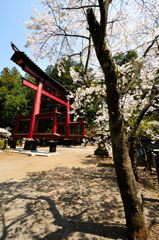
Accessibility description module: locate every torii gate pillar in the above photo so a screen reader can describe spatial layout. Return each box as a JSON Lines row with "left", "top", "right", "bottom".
{"left": 24, "top": 81, "right": 43, "bottom": 150}
{"left": 28, "top": 80, "right": 43, "bottom": 138}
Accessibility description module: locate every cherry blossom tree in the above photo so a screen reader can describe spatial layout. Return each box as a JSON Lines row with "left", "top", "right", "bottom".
{"left": 25, "top": 1, "right": 159, "bottom": 239}
{"left": 69, "top": 48, "right": 159, "bottom": 173}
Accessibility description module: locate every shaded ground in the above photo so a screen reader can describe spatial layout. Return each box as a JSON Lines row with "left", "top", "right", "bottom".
{"left": 0, "top": 147, "right": 159, "bottom": 239}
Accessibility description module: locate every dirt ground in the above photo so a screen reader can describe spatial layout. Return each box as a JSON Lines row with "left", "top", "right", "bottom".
{"left": 0, "top": 146, "right": 159, "bottom": 239}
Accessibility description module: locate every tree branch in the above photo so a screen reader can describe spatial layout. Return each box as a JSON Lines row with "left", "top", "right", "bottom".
{"left": 98, "top": 0, "right": 111, "bottom": 38}
{"left": 129, "top": 85, "right": 157, "bottom": 140}
{"left": 129, "top": 101, "right": 152, "bottom": 141}
{"left": 50, "top": 32, "right": 89, "bottom": 40}
{"left": 87, "top": 2, "right": 119, "bottom": 130}
{"left": 62, "top": 5, "right": 99, "bottom": 10}
{"left": 143, "top": 34, "right": 159, "bottom": 57}
{"left": 84, "top": 35, "right": 91, "bottom": 73}
{"left": 86, "top": 8, "right": 100, "bottom": 33}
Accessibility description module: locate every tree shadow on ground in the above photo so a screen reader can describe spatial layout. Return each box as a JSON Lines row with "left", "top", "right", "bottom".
{"left": 0, "top": 165, "right": 158, "bottom": 239}
{"left": 81, "top": 154, "right": 114, "bottom": 167}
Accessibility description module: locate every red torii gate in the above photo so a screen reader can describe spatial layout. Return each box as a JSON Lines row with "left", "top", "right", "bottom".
{"left": 10, "top": 43, "right": 86, "bottom": 150}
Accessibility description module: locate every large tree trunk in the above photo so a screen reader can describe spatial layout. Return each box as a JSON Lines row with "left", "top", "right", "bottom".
{"left": 110, "top": 117, "right": 147, "bottom": 239}
{"left": 87, "top": 3, "right": 148, "bottom": 239}
{"left": 105, "top": 58, "right": 147, "bottom": 239}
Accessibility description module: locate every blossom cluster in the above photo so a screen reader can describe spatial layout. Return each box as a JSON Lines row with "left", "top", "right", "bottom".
{"left": 25, "top": 1, "right": 159, "bottom": 64}
{"left": 118, "top": 52, "right": 159, "bottom": 122}
{"left": 0, "top": 128, "right": 11, "bottom": 139}
{"left": 68, "top": 47, "right": 159, "bottom": 142}
{"left": 68, "top": 67, "right": 110, "bottom": 141}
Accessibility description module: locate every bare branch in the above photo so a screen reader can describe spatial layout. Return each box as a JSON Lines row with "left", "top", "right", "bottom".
{"left": 98, "top": 0, "right": 111, "bottom": 34}
{"left": 84, "top": 35, "right": 91, "bottom": 73}
{"left": 62, "top": 5, "right": 99, "bottom": 10}
{"left": 50, "top": 31, "right": 89, "bottom": 40}
{"left": 129, "top": 85, "right": 158, "bottom": 140}
{"left": 143, "top": 34, "right": 159, "bottom": 57}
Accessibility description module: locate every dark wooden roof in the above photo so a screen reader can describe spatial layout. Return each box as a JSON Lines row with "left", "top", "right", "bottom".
{"left": 10, "top": 43, "right": 68, "bottom": 94}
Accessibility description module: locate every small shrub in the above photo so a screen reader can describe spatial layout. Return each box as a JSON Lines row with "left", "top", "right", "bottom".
{"left": 0, "top": 139, "right": 5, "bottom": 149}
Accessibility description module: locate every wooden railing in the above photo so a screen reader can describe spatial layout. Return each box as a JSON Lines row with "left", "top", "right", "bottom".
{"left": 13, "top": 112, "right": 86, "bottom": 140}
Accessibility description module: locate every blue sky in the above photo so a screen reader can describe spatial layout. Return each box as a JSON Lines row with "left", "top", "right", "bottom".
{"left": 0, "top": 0, "right": 48, "bottom": 73}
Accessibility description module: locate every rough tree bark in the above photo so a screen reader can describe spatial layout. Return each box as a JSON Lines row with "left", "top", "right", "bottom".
{"left": 87, "top": 1, "right": 148, "bottom": 239}
{"left": 129, "top": 93, "right": 155, "bottom": 179}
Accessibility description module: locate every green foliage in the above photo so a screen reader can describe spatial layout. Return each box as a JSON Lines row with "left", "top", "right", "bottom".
{"left": 114, "top": 50, "right": 138, "bottom": 66}
{"left": 0, "top": 139, "right": 4, "bottom": 149}
{"left": 0, "top": 67, "right": 33, "bottom": 128}
{"left": 137, "top": 120, "right": 159, "bottom": 141}
{"left": 45, "top": 58, "right": 83, "bottom": 92}
{"left": 130, "top": 112, "right": 159, "bottom": 140}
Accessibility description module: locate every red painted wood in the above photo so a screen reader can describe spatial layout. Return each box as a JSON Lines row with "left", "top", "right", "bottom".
{"left": 13, "top": 133, "right": 28, "bottom": 139}
{"left": 36, "top": 112, "right": 53, "bottom": 119}
{"left": 52, "top": 107, "right": 57, "bottom": 135}
{"left": 28, "top": 81, "right": 43, "bottom": 138}
{"left": 18, "top": 79, "right": 86, "bottom": 140}
{"left": 22, "top": 78, "right": 38, "bottom": 90}
{"left": 13, "top": 112, "right": 22, "bottom": 137}
{"left": 24, "top": 66, "right": 39, "bottom": 79}
{"left": 42, "top": 89, "right": 68, "bottom": 106}
{"left": 81, "top": 120, "right": 86, "bottom": 137}
{"left": 22, "top": 78, "right": 69, "bottom": 107}
{"left": 65, "top": 100, "right": 70, "bottom": 138}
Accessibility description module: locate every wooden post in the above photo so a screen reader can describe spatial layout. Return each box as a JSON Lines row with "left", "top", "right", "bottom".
{"left": 13, "top": 111, "right": 22, "bottom": 137}
{"left": 81, "top": 119, "right": 86, "bottom": 138}
{"left": 28, "top": 81, "right": 43, "bottom": 138}
{"left": 65, "top": 100, "right": 70, "bottom": 138}
{"left": 52, "top": 107, "right": 57, "bottom": 135}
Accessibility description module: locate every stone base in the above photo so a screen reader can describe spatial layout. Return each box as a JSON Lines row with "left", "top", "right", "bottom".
{"left": 94, "top": 146, "right": 109, "bottom": 157}
{"left": 24, "top": 140, "right": 37, "bottom": 151}
{"left": 49, "top": 141, "right": 57, "bottom": 152}
{"left": 9, "top": 140, "right": 17, "bottom": 149}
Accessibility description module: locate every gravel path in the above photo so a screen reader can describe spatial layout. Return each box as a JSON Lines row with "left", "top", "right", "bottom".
{"left": 0, "top": 146, "right": 158, "bottom": 239}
